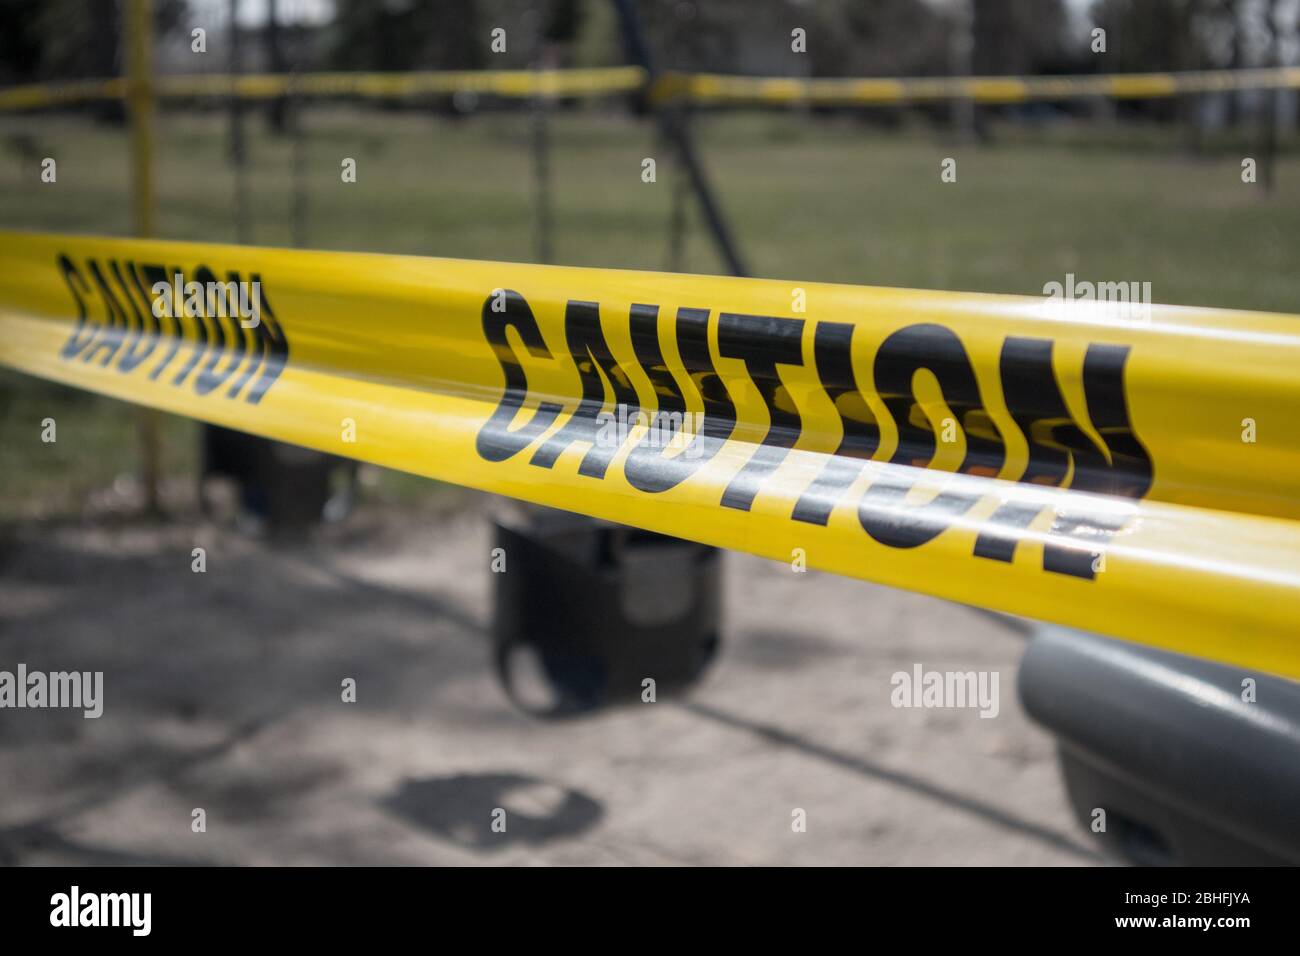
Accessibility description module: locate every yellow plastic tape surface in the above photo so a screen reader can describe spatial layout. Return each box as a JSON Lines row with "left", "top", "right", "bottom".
{"left": 3, "top": 231, "right": 1300, "bottom": 678}
{"left": 674, "top": 66, "right": 1300, "bottom": 105}
{"left": 4, "top": 66, "right": 1300, "bottom": 111}
{"left": 0, "top": 68, "right": 647, "bottom": 111}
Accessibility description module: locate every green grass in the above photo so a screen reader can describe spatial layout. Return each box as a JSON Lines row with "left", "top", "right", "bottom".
{"left": 2, "top": 107, "right": 1298, "bottom": 516}
{"left": 0, "top": 370, "right": 197, "bottom": 519}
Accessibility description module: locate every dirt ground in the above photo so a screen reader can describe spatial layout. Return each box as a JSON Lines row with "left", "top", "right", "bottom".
{"left": 0, "top": 487, "right": 1104, "bottom": 866}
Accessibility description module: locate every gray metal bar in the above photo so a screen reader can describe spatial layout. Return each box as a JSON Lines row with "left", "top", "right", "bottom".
{"left": 1020, "top": 625, "right": 1300, "bottom": 864}
{"left": 609, "top": 0, "right": 748, "bottom": 277}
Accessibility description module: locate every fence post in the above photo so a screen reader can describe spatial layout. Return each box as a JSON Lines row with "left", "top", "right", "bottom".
{"left": 127, "top": 0, "right": 162, "bottom": 516}
{"left": 229, "top": 0, "right": 250, "bottom": 243}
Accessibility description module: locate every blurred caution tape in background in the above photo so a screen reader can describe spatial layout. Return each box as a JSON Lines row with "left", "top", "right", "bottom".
{"left": 662, "top": 66, "right": 1300, "bottom": 106}
{"left": 3, "top": 230, "right": 1300, "bottom": 679}
{"left": 0, "top": 67, "right": 648, "bottom": 111}
{"left": 2, "top": 65, "right": 1299, "bottom": 111}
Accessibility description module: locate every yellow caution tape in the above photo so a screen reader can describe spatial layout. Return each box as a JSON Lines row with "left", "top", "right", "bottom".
{"left": 3, "top": 230, "right": 1300, "bottom": 679}
{"left": 0, "top": 78, "right": 128, "bottom": 111}
{"left": 669, "top": 66, "right": 1300, "bottom": 105}
{"left": 0, "top": 68, "right": 647, "bottom": 111}
{"left": 4, "top": 65, "right": 1299, "bottom": 112}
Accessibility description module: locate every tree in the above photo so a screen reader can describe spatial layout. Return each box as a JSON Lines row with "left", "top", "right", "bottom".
{"left": 972, "top": 0, "right": 1069, "bottom": 76}
{"left": 327, "top": 0, "right": 484, "bottom": 72}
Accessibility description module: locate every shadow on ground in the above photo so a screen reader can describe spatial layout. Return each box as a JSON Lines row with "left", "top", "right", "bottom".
{"left": 0, "top": 501, "right": 1097, "bottom": 865}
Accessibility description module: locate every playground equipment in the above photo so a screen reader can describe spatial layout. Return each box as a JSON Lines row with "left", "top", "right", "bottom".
{"left": 4, "top": 2, "right": 1300, "bottom": 864}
